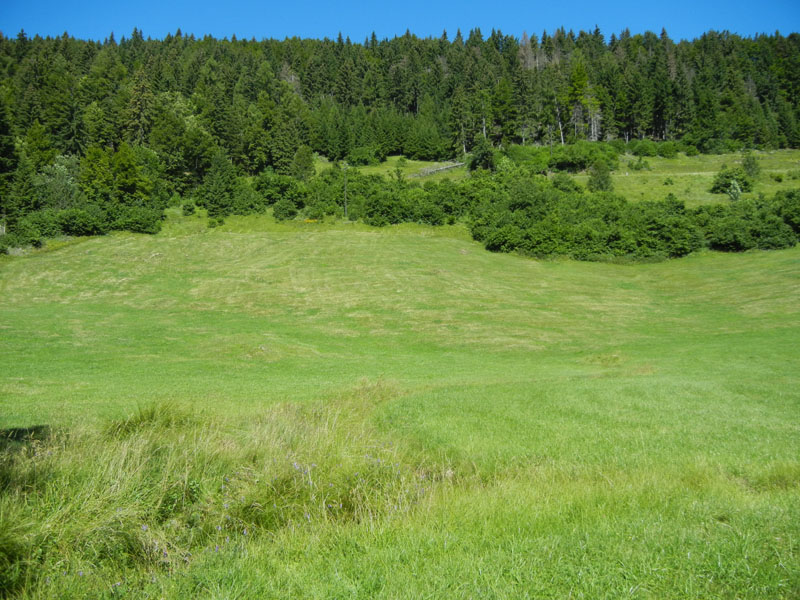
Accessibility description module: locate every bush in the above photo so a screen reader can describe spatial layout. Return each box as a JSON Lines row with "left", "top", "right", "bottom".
{"left": 551, "top": 172, "right": 582, "bottom": 193}
{"left": 608, "top": 139, "right": 627, "bottom": 154}
{"left": 347, "top": 146, "right": 380, "bottom": 166}
{"left": 502, "top": 145, "right": 550, "bottom": 173}
{"left": 6, "top": 218, "right": 43, "bottom": 248}
{"left": 587, "top": 161, "right": 613, "bottom": 192}
{"left": 20, "top": 210, "right": 61, "bottom": 238}
{"left": 682, "top": 144, "right": 699, "bottom": 156}
{"left": 772, "top": 189, "right": 800, "bottom": 235}
{"left": 273, "top": 197, "right": 298, "bottom": 221}
{"left": 231, "top": 180, "right": 265, "bottom": 215}
{"left": 548, "top": 141, "right": 618, "bottom": 173}
{"left": 694, "top": 198, "right": 796, "bottom": 251}
{"left": 706, "top": 215, "right": 756, "bottom": 251}
{"left": 57, "top": 207, "right": 108, "bottom": 236}
{"left": 182, "top": 202, "right": 196, "bottom": 216}
{"left": 254, "top": 172, "right": 308, "bottom": 208}
{"left": 658, "top": 141, "right": 678, "bottom": 158}
{"left": 741, "top": 152, "right": 761, "bottom": 179}
{"left": 631, "top": 139, "right": 658, "bottom": 157}
{"left": 112, "top": 207, "right": 163, "bottom": 234}
{"left": 468, "top": 138, "right": 496, "bottom": 172}
{"left": 710, "top": 166, "right": 753, "bottom": 195}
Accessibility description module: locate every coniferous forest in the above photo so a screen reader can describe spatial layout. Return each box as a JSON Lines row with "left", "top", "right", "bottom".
{"left": 1, "top": 27, "right": 799, "bottom": 259}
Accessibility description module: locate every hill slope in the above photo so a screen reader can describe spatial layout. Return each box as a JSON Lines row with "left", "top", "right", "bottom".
{"left": 1, "top": 226, "right": 798, "bottom": 597}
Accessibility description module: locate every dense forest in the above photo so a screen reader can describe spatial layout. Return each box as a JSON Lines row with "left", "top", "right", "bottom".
{"left": 0, "top": 27, "right": 799, "bottom": 258}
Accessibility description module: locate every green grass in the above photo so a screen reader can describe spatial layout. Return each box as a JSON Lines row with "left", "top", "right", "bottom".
{"left": 573, "top": 149, "right": 800, "bottom": 206}
{"left": 316, "top": 154, "right": 468, "bottom": 182}
{"left": 1, "top": 217, "right": 799, "bottom": 597}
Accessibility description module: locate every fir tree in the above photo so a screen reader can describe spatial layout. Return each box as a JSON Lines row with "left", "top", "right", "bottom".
{"left": 199, "top": 148, "right": 237, "bottom": 218}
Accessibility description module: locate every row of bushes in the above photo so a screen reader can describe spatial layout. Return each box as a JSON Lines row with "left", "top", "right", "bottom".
{"left": 499, "top": 139, "right": 701, "bottom": 174}
{"left": 470, "top": 179, "right": 800, "bottom": 260}
{"left": 191, "top": 167, "right": 472, "bottom": 227}
{"left": 0, "top": 205, "right": 163, "bottom": 253}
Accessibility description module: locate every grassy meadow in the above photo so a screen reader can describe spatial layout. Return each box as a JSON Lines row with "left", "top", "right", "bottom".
{"left": 327, "top": 148, "right": 800, "bottom": 207}
{"left": 583, "top": 149, "right": 800, "bottom": 207}
{"left": 2, "top": 202, "right": 800, "bottom": 596}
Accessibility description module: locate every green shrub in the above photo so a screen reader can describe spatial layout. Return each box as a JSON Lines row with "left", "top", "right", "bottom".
{"left": 657, "top": 142, "right": 678, "bottom": 158}
{"left": 347, "top": 146, "right": 380, "bottom": 166}
{"left": 112, "top": 207, "right": 163, "bottom": 234}
{"left": 7, "top": 218, "right": 43, "bottom": 248}
{"left": 20, "top": 210, "right": 61, "bottom": 238}
{"left": 710, "top": 166, "right": 753, "bottom": 194}
{"left": 548, "top": 141, "right": 618, "bottom": 173}
{"left": 587, "top": 160, "right": 613, "bottom": 192}
{"left": 631, "top": 139, "right": 657, "bottom": 157}
{"left": 468, "top": 138, "right": 496, "bottom": 172}
{"left": 182, "top": 202, "right": 196, "bottom": 216}
{"left": 741, "top": 152, "right": 761, "bottom": 179}
{"left": 273, "top": 197, "right": 298, "bottom": 221}
{"left": 57, "top": 207, "right": 108, "bottom": 236}
{"left": 255, "top": 172, "right": 308, "bottom": 208}
{"left": 682, "top": 144, "right": 699, "bottom": 156}
{"left": 772, "top": 189, "right": 800, "bottom": 234}
{"left": 551, "top": 172, "right": 582, "bottom": 193}
{"left": 693, "top": 198, "right": 797, "bottom": 251}
{"left": 502, "top": 145, "right": 550, "bottom": 173}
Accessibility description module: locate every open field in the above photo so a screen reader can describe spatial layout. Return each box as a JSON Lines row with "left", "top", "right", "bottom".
{"left": 1, "top": 219, "right": 799, "bottom": 597}
{"left": 574, "top": 149, "right": 800, "bottom": 207}
{"left": 316, "top": 154, "right": 469, "bottom": 182}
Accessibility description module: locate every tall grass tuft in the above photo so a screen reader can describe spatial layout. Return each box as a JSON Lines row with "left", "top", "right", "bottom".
{"left": 0, "top": 380, "right": 451, "bottom": 597}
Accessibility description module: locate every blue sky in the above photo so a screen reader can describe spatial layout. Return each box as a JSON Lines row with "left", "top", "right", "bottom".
{"left": 1, "top": 0, "right": 798, "bottom": 43}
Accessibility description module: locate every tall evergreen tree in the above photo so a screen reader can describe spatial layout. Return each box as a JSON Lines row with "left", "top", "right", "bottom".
{"left": 199, "top": 148, "right": 237, "bottom": 217}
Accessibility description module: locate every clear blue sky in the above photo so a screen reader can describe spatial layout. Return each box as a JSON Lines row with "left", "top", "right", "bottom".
{"left": 1, "top": 0, "right": 798, "bottom": 43}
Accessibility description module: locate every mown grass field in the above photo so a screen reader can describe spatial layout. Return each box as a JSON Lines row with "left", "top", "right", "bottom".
{"left": 584, "top": 149, "right": 800, "bottom": 207}
{"left": 1, "top": 214, "right": 799, "bottom": 597}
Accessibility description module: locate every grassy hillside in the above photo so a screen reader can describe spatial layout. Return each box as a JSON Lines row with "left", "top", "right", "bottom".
{"left": 573, "top": 149, "right": 800, "bottom": 206}
{"left": 315, "top": 154, "right": 469, "bottom": 182}
{"left": 1, "top": 222, "right": 798, "bottom": 597}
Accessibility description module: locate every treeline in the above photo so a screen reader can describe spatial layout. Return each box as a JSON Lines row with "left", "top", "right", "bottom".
{"left": 1, "top": 27, "right": 799, "bottom": 177}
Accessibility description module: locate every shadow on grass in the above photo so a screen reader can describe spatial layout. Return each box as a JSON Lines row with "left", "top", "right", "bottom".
{"left": 0, "top": 425, "right": 52, "bottom": 452}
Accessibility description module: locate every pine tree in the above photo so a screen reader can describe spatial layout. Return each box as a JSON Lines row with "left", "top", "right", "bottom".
{"left": 4, "top": 151, "right": 36, "bottom": 228}
{"left": 291, "top": 145, "right": 315, "bottom": 181}
{"left": 125, "top": 68, "right": 154, "bottom": 145}
{"left": 0, "top": 94, "right": 17, "bottom": 201}
{"left": 199, "top": 149, "right": 237, "bottom": 217}
{"left": 23, "top": 120, "right": 56, "bottom": 171}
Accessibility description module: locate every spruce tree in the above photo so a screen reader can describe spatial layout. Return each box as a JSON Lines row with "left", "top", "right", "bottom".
{"left": 4, "top": 151, "right": 36, "bottom": 228}
{"left": 200, "top": 149, "right": 237, "bottom": 218}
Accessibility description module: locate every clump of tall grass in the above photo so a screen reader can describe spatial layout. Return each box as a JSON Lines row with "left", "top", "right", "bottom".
{"left": 0, "top": 380, "right": 450, "bottom": 597}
